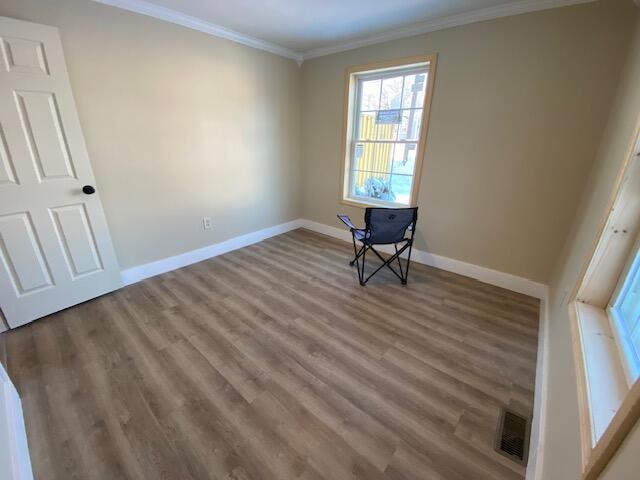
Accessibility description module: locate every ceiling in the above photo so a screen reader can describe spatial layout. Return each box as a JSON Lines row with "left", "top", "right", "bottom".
{"left": 94, "top": 0, "right": 595, "bottom": 61}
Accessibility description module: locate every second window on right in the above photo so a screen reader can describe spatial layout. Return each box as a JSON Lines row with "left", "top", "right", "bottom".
{"left": 609, "top": 238, "right": 640, "bottom": 383}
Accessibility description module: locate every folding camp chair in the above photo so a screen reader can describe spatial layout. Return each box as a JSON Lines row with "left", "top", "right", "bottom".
{"left": 338, "top": 207, "right": 417, "bottom": 286}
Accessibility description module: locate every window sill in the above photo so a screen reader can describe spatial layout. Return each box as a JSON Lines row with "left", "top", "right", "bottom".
{"left": 340, "top": 197, "right": 413, "bottom": 209}
{"left": 573, "top": 302, "right": 628, "bottom": 445}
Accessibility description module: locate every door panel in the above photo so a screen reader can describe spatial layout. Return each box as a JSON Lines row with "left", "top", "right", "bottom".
{"left": 0, "top": 212, "right": 53, "bottom": 295}
{"left": 50, "top": 204, "right": 103, "bottom": 278}
{"left": 15, "top": 91, "right": 76, "bottom": 181}
{"left": 0, "top": 16, "right": 121, "bottom": 328}
{"left": 1, "top": 36, "right": 49, "bottom": 76}
{"left": 0, "top": 125, "right": 17, "bottom": 184}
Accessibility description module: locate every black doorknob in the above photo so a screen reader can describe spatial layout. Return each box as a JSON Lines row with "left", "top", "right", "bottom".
{"left": 82, "top": 185, "right": 96, "bottom": 195}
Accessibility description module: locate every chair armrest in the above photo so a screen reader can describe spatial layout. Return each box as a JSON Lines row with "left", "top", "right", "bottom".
{"left": 337, "top": 214, "right": 358, "bottom": 230}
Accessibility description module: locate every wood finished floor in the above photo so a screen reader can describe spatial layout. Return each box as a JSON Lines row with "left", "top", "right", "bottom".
{"left": 1, "top": 229, "right": 539, "bottom": 480}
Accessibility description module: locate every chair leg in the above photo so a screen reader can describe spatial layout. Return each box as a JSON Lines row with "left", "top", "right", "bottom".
{"left": 350, "top": 245, "right": 365, "bottom": 266}
{"left": 350, "top": 234, "right": 369, "bottom": 285}
{"left": 394, "top": 243, "right": 405, "bottom": 281}
{"left": 403, "top": 239, "right": 414, "bottom": 285}
{"left": 359, "top": 244, "right": 367, "bottom": 286}
{"left": 363, "top": 246, "right": 399, "bottom": 284}
{"left": 351, "top": 234, "right": 362, "bottom": 279}
{"left": 352, "top": 240, "right": 413, "bottom": 287}
{"left": 360, "top": 242, "right": 412, "bottom": 285}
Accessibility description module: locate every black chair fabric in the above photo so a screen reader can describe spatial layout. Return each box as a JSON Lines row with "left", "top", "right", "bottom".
{"left": 364, "top": 208, "right": 417, "bottom": 245}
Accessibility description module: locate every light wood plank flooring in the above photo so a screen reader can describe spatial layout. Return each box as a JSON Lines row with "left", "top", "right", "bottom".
{"left": 1, "top": 229, "right": 539, "bottom": 480}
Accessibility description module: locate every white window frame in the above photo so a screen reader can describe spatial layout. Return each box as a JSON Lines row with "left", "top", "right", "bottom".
{"left": 339, "top": 55, "right": 437, "bottom": 208}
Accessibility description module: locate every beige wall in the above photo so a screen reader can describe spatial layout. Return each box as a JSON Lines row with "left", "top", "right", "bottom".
{"left": 1, "top": 0, "right": 633, "bottom": 284}
{"left": 543, "top": 8, "right": 640, "bottom": 480}
{"left": 300, "top": 0, "right": 637, "bottom": 284}
{"left": 0, "top": 0, "right": 301, "bottom": 270}
{"left": 600, "top": 419, "right": 640, "bottom": 479}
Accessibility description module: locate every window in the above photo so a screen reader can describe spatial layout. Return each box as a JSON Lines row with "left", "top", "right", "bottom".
{"left": 569, "top": 131, "right": 640, "bottom": 478}
{"left": 340, "top": 56, "right": 437, "bottom": 207}
{"left": 609, "top": 241, "right": 640, "bottom": 383}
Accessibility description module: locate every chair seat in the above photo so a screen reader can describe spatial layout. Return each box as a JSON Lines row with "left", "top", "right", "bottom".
{"left": 354, "top": 229, "right": 409, "bottom": 245}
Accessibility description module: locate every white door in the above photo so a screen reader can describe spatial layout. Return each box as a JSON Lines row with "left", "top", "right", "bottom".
{"left": 0, "top": 17, "right": 121, "bottom": 328}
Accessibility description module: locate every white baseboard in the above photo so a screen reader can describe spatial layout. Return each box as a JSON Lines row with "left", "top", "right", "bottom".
{"left": 0, "top": 364, "right": 34, "bottom": 480}
{"left": 120, "top": 219, "right": 302, "bottom": 285}
{"left": 121, "top": 216, "right": 547, "bottom": 298}
{"left": 526, "top": 292, "right": 550, "bottom": 480}
{"left": 298, "top": 218, "right": 547, "bottom": 299}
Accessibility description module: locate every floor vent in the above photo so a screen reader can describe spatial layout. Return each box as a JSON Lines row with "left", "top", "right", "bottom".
{"left": 495, "top": 408, "right": 530, "bottom": 465}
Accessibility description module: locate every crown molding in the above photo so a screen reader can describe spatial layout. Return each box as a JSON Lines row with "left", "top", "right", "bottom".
{"left": 301, "top": 0, "right": 598, "bottom": 60}
{"left": 92, "top": 0, "right": 304, "bottom": 62}
{"left": 92, "top": 0, "right": 597, "bottom": 65}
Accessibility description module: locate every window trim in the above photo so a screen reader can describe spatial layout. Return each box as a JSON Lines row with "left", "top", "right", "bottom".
{"left": 568, "top": 120, "right": 640, "bottom": 480}
{"left": 339, "top": 55, "right": 438, "bottom": 209}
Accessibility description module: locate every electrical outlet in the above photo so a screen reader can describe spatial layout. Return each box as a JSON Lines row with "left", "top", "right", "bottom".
{"left": 203, "top": 217, "right": 212, "bottom": 230}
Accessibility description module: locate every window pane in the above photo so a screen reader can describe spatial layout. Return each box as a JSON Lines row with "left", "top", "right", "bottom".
{"left": 619, "top": 252, "right": 640, "bottom": 327}
{"left": 357, "top": 112, "right": 377, "bottom": 140}
{"left": 352, "top": 143, "right": 364, "bottom": 170}
{"left": 360, "top": 79, "right": 381, "bottom": 111}
{"left": 375, "top": 110, "right": 400, "bottom": 141}
{"left": 633, "top": 326, "right": 640, "bottom": 357}
{"left": 612, "top": 247, "right": 640, "bottom": 379}
{"left": 402, "top": 72, "right": 428, "bottom": 109}
{"left": 380, "top": 76, "right": 403, "bottom": 110}
{"left": 353, "top": 142, "right": 394, "bottom": 174}
{"left": 352, "top": 142, "right": 374, "bottom": 170}
{"left": 351, "top": 171, "right": 395, "bottom": 202}
{"left": 398, "top": 109, "right": 423, "bottom": 141}
{"left": 391, "top": 143, "right": 417, "bottom": 175}
{"left": 390, "top": 175, "right": 413, "bottom": 205}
